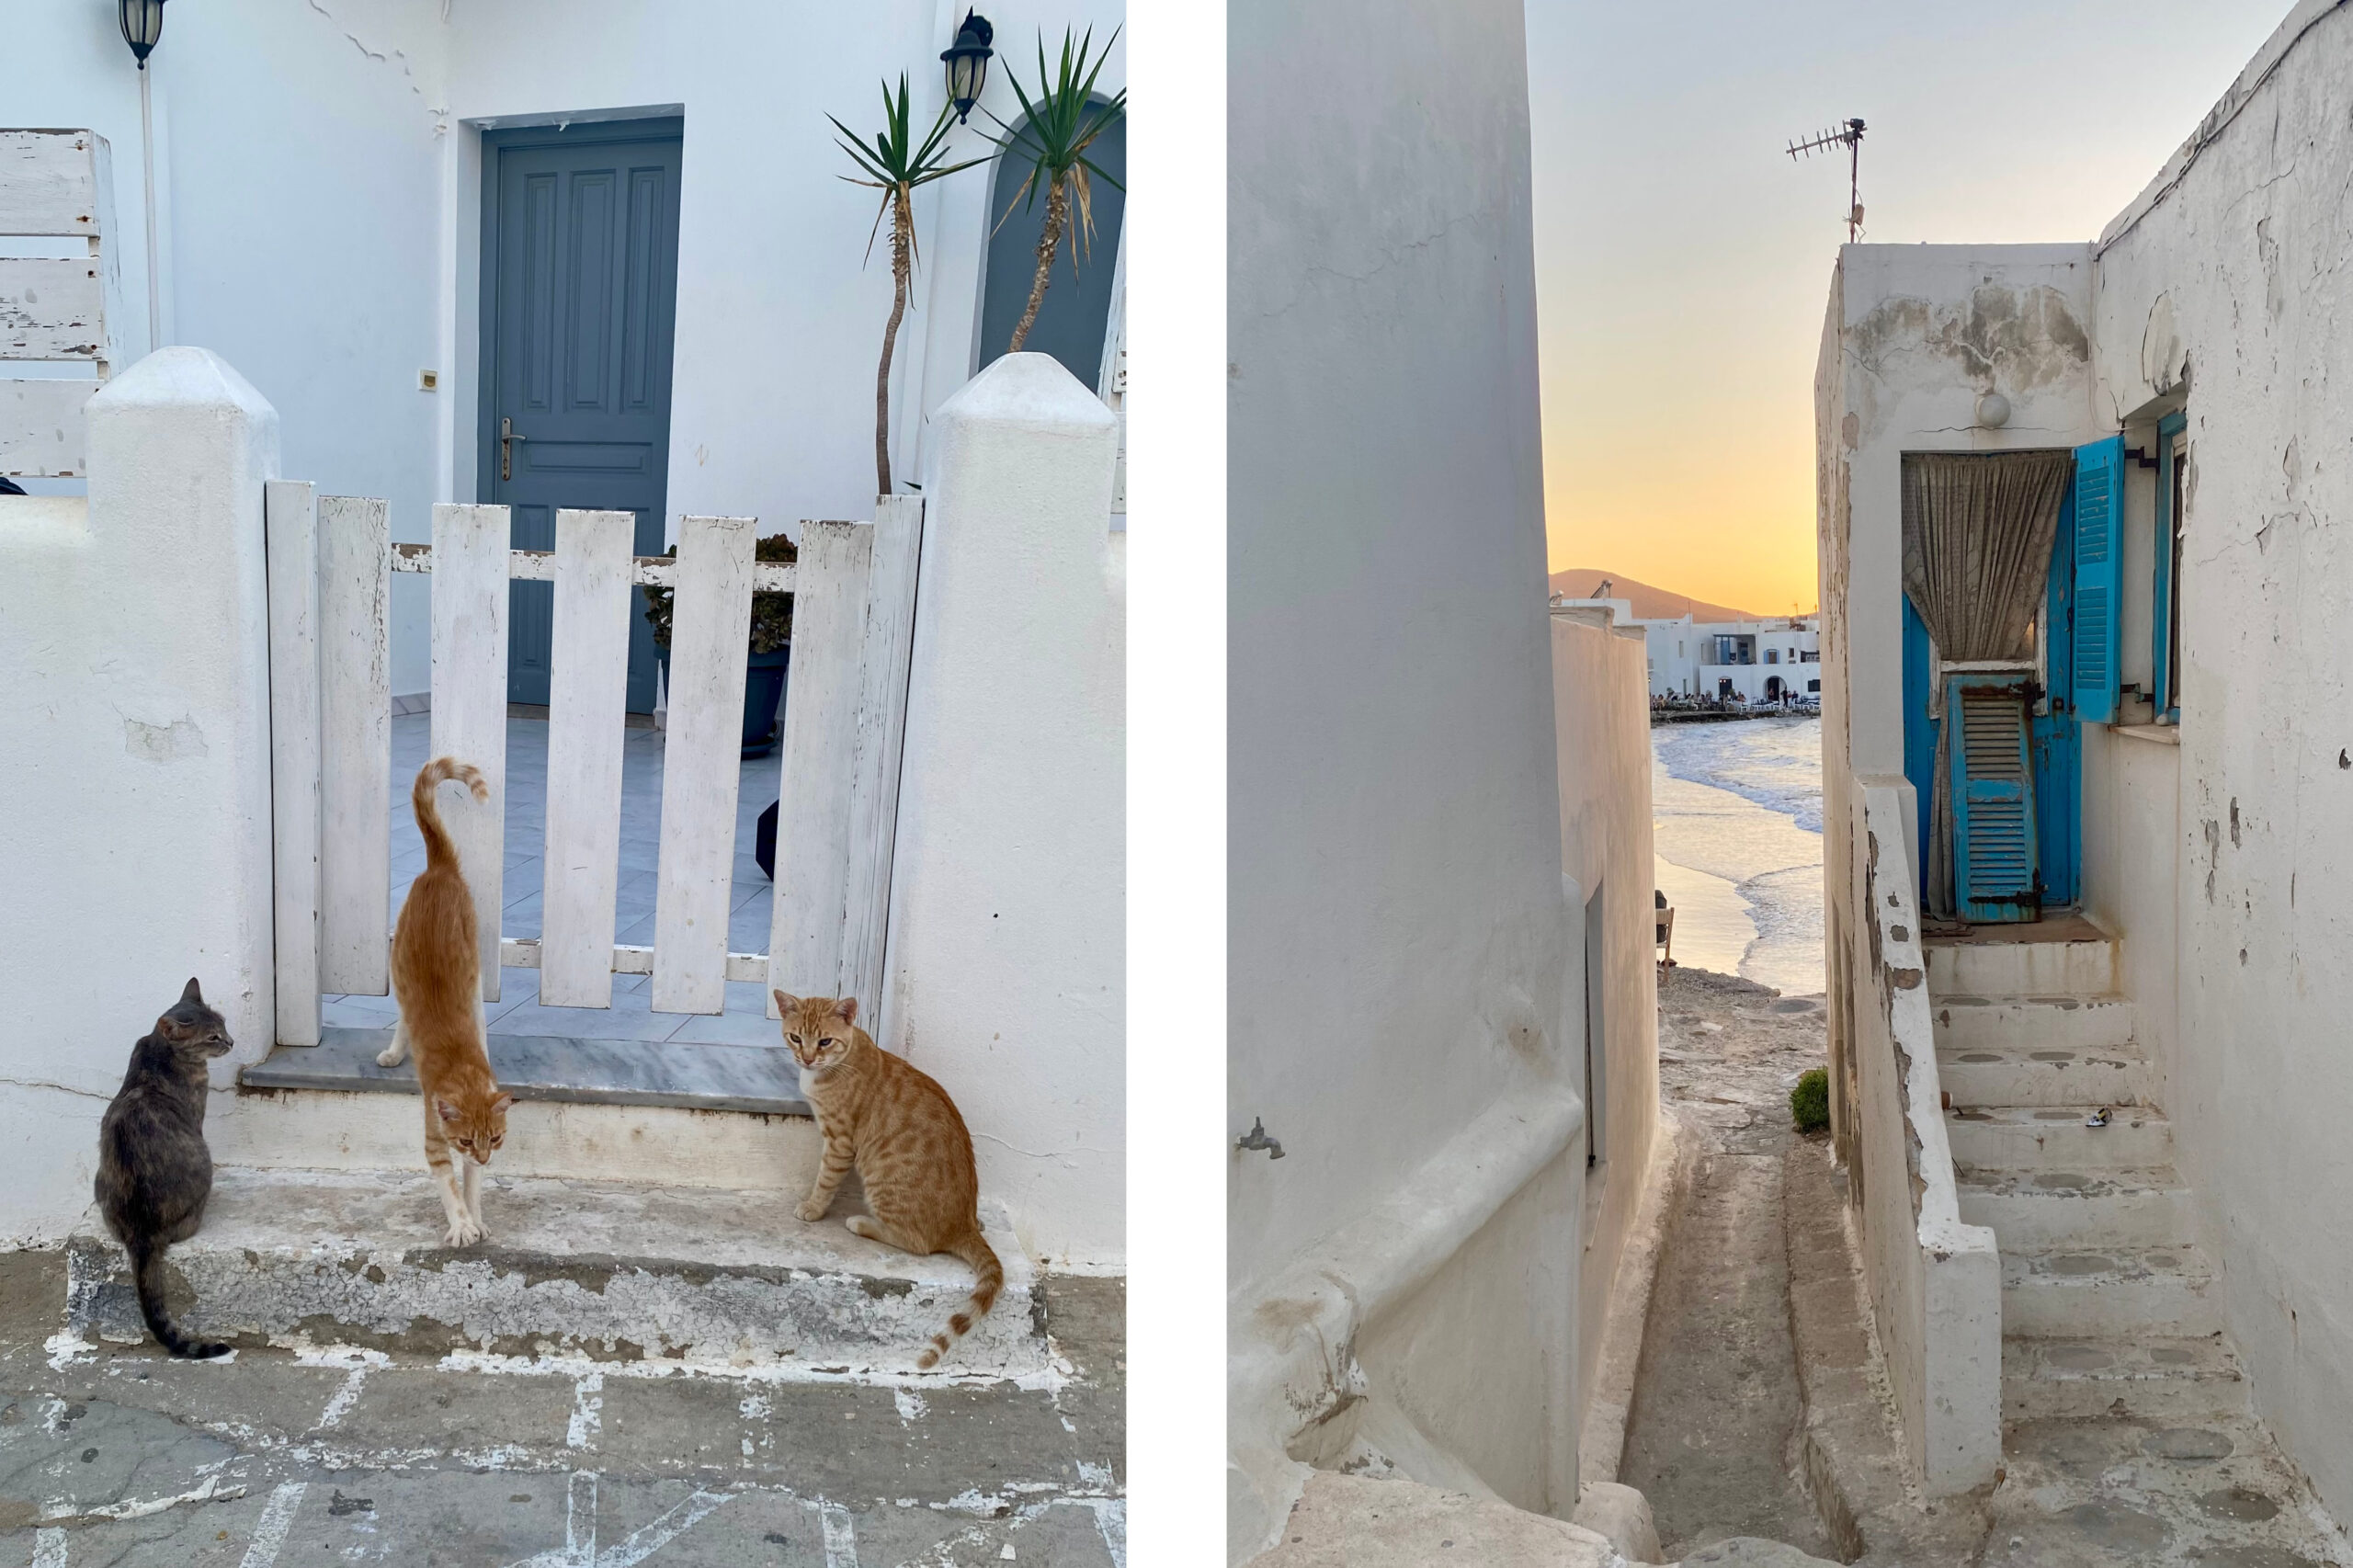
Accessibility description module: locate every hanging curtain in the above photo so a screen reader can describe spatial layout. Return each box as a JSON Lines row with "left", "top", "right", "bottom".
{"left": 1900, "top": 450, "right": 2073, "bottom": 919}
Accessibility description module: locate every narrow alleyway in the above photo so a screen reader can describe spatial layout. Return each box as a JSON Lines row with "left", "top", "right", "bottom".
{"left": 1620, "top": 967, "right": 1838, "bottom": 1562}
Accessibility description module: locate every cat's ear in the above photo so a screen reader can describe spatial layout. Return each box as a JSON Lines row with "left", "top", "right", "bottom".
{"left": 832, "top": 996, "right": 858, "bottom": 1026}
{"left": 772, "top": 990, "right": 798, "bottom": 1015}
{"left": 435, "top": 1098, "right": 460, "bottom": 1124}
{"left": 490, "top": 1094, "right": 515, "bottom": 1115}
{"left": 180, "top": 977, "right": 203, "bottom": 1006}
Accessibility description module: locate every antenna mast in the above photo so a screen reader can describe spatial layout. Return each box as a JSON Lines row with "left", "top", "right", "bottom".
{"left": 1785, "top": 118, "right": 1867, "bottom": 242}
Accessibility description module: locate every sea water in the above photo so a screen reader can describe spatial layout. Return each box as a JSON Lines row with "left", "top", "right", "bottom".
{"left": 1652, "top": 716, "right": 1825, "bottom": 996}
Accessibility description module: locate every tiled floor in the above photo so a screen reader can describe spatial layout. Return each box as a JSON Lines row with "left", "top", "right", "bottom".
{"left": 319, "top": 712, "right": 787, "bottom": 1047}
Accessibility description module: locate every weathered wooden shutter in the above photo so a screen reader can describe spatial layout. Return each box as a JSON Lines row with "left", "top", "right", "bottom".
{"left": 1948, "top": 674, "right": 2040, "bottom": 923}
{"left": 2070, "top": 436, "right": 2123, "bottom": 722}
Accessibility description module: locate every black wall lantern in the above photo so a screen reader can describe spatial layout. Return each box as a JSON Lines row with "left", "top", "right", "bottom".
{"left": 119, "top": 0, "right": 167, "bottom": 67}
{"left": 940, "top": 10, "right": 994, "bottom": 124}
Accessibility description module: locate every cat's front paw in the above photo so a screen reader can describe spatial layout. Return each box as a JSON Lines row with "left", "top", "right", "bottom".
{"left": 375, "top": 1044, "right": 406, "bottom": 1067}
{"left": 796, "top": 1199, "right": 828, "bottom": 1223}
{"left": 445, "top": 1216, "right": 484, "bottom": 1245}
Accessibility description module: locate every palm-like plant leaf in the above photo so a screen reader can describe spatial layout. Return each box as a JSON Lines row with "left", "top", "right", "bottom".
{"left": 990, "top": 28, "right": 1125, "bottom": 352}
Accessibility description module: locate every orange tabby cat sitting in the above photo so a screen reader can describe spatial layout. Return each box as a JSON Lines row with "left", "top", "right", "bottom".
{"left": 379, "top": 756, "right": 512, "bottom": 1245}
{"left": 774, "top": 992, "right": 1002, "bottom": 1369}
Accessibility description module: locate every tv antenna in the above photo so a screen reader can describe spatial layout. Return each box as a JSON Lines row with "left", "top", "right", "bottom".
{"left": 1786, "top": 118, "right": 1867, "bottom": 242}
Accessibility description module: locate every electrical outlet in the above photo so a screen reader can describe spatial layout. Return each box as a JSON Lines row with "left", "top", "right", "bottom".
{"left": 418, "top": 369, "right": 440, "bottom": 392}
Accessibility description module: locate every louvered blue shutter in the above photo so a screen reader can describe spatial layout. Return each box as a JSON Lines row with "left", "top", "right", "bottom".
{"left": 2071, "top": 436, "right": 2124, "bottom": 722}
{"left": 1949, "top": 675, "right": 2040, "bottom": 922}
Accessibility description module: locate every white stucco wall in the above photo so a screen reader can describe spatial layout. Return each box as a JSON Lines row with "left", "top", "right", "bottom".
{"left": 1548, "top": 612, "right": 1660, "bottom": 1444}
{"left": 883, "top": 353, "right": 1122, "bottom": 1271}
{"left": 1227, "top": 0, "right": 1586, "bottom": 1556}
{"left": 11, "top": 0, "right": 1121, "bottom": 698}
{"left": 0, "top": 350, "right": 279, "bottom": 1244}
{"left": 2083, "top": 0, "right": 2353, "bottom": 1519}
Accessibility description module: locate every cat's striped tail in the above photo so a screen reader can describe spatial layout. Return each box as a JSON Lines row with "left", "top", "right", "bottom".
{"left": 412, "top": 756, "right": 489, "bottom": 874}
{"left": 130, "top": 1238, "right": 230, "bottom": 1359}
{"left": 917, "top": 1229, "right": 1004, "bottom": 1370}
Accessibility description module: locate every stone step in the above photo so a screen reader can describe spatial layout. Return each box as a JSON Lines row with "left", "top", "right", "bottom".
{"left": 64, "top": 1165, "right": 1041, "bottom": 1379}
{"left": 219, "top": 1030, "right": 819, "bottom": 1193}
{"left": 2002, "top": 1335, "right": 2248, "bottom": 1421}
{"left": 1937, "top": 1039, "right": 2144, "bottom": 1109}
{"left": 1930, "top": 993, "right": 2136, "bottom": 1054}
{"left": 1926, "top": 932, "right": 2115, "bottom": 998}
{"left": 2001, "top": 1244, "right": 2222, "bottom": 1338}
{"left": 1958, "top": 1165, "right": 2193, "bottom": 1250}
{"left": 1947, "top": 1104, "right": 2170, "bottom": 1170}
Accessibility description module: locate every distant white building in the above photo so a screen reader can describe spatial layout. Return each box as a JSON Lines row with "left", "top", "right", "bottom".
{"left": 1549, "top": 594, "right": 1820, "bottom": 702}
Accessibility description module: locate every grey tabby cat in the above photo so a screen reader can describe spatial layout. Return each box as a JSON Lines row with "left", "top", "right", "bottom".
{"left": 95, "top": 978, "right": 234, "bottom": 1358}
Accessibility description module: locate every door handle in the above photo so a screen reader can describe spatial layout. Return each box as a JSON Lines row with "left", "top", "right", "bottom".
{"left": 500, "top": 416, "right": 529, "bottom": 482}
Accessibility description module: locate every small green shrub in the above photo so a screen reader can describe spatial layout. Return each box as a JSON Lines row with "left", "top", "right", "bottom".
{"left": 1790, "top": 1068, "right": 1830, "bottom": 1134}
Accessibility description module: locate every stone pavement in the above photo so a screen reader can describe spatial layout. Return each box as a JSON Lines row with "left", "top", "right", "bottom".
{"left": 0, "top": 1253, "right": 1123, "bottom": 1567}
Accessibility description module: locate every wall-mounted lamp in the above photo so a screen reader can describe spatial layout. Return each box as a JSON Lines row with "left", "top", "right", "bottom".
{"left": 941, "top": 10, "right": 995, "bottom": 124}
{"left": 119, "top": 0, "right": 167, "bottom": 68}
{"left": 1975, "top": 392, "right": 2011, "bottom": 428}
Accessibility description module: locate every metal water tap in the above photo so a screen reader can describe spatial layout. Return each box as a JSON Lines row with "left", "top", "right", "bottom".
{"left": 1237, "top": 1118, "right": 1285, "bottom": 1159}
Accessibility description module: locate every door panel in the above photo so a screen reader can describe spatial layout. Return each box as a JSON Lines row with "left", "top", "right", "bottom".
{"left": 1949, "top": 674, "right": 2040, "bottom": 923}
{"left": 483, "top": 119, "right": 682, "bottom": 710}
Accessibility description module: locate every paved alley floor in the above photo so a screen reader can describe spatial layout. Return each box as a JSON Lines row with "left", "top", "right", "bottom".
{"left": 1627, "top": 967, "right": 2350, "bottom": 1568}
{"left": 0, "top": 1254, "right": 1123, "bottom": 1567}
{"left": 1620, "top": 967, "right": 1838, "bottom": 1562}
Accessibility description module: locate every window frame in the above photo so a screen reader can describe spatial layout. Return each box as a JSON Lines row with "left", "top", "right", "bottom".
{"left": 2152, "top": 410, "right": 2188, "bottom": 725}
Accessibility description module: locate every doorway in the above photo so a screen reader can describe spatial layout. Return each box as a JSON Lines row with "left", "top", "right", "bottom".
{"left": 479, "top": 117, "right": 684, "bottom": 712}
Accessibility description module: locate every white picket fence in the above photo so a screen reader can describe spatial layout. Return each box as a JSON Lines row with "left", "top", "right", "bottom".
{"left": 2, "top": 129, "right": 124, "bottom": 478}
{"left": 264, "top": 486, "right": 924, "bottom": 1047}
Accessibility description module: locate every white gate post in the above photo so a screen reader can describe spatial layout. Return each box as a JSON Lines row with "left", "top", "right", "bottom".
{"left": 82, "top": 347, "right": 281, "bottom": 1071}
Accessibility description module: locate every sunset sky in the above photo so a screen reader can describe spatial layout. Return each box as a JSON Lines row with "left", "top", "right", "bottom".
{"left": 1524, "top": 0, "right": 2289, "bottom": 617}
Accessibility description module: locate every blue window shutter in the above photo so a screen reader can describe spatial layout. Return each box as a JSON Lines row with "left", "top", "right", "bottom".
{"left": 2071, "top": 436, "right": 2123, "bottom": 722}
{"left": 1949, "top": 674, "right": 2040, "bottom": 922}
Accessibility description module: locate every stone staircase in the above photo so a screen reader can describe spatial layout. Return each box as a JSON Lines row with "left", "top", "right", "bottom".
{"left": 60, "top": 1029, "right": 1048, "bottom": 1381}
{"left": 1929, "top": 922, "right": 2247, "bottom": 1424}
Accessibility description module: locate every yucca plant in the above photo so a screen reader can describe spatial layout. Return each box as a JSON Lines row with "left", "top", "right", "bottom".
{"left": 831, "top": 75, "right": 987, "bottom": 495}
{"left": 993, "top": 27, "right": 1125, "bottom": 354}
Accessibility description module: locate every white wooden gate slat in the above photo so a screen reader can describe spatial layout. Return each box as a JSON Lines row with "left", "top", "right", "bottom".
{"left": 0, "top": 131, "right": 108, "bottom": 238}
{"left": 0, "top": 379, "right": 95, "bottom": 479}
{"left": 652, "top": 515, "right": 757, "bottom": 1014}
{"left": 499, "top": 937, "right": 770, "bottom": 983}
{"left": 0, "top": 257, "right": 107, "bottom": 359}
{"left": 539, "top": 509, "right": 634, "bottom": 1008}
{"left": 839, "top": 497, "right": 924, "bottom": 1024}
{"left": 429, "top": 503, "right": 510, "bottom": 1002}
{"left": 767, "top": 520, "right": 875, "bottom": 1013}
{"left": 316, "top": 494, "right": 392, "bottom": 995}
{"left": 264, "top": 482, "right": 322, "bottom": 1046}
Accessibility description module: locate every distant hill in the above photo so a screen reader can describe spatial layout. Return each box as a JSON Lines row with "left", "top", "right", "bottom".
{"left": 1548, "top": 568, "right": 1762, "bottom": 624}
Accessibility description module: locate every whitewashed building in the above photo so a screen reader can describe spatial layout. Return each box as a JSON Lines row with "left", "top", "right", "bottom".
{"left": 1230, "top": 2, "right": 1661, "bottom": 1560}
{"left": 1814, "top": 0, "right": 2353, "bottom": 1520}
{"left": 0, "top": 0, "right": 1127, "bottom": 1379}
{"left": 1551, "top": 595, "right": 1821, "bottom": 701}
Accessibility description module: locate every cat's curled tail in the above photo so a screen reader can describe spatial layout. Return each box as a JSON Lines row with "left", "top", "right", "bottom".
{"left": 128, "top": 1237, "right": 229, "bottom": 1359}
{"left": 413, "top": 756, "right": 489, "bottom": 870}
{"left": 918, "top": 1229, "right": 1004, "bottom": 1370}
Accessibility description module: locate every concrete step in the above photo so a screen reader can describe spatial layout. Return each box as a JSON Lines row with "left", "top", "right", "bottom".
{"left": 63, "top": 1165, "right": 1041, "bottom": 1380}
{"left": 1957, "top": 1165, "right": 2193, "bottom": 1250}
{"left": 2002, "top": 1335, "right": 2248, "bottom": 1421}
{"left": 1926, "top": 932, "right": 2115, "bottom": 998}
{"left": 1937, "top": 1039, "right": 2143, "bottom": 1109}
{"left": 1947, "top": 1104, "right": 2170, "bottom": 1170}
{"left": 1931, "top": 992, "right": 2135, "bottom": 1055}
{"left": 220, "top": 1030, "right": 820, "bottom": 1193}
{"left": 2001, "top": 1244, "right": 2222, "bottom": 1338}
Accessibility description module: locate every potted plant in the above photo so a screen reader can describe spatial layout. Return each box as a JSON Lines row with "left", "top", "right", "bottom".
{"left": 642, "top": 530, "right": 799, "bottom": 758}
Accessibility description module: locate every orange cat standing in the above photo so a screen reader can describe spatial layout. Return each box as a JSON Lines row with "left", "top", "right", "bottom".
{"left": 774, "top": 992, "right": 1002, "bottom": 1369}
{"left": 380, "top": 757, "right": 512, "bottom": 1244}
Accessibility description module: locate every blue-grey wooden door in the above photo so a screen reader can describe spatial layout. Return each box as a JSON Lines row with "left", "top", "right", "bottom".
{"left": 482, "top": 119, "right": 683, "bottom": 711}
